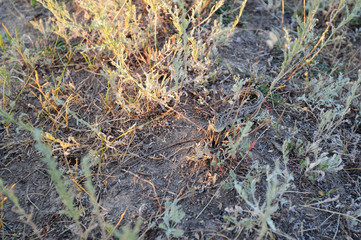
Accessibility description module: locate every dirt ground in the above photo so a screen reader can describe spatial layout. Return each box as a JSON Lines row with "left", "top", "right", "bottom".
{"left": 1, "top": 0, "right": 361, "bottom": 239}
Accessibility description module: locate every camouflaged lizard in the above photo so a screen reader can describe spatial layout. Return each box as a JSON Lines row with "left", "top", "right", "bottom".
{"left": 211, "top": 88, "right": 264, "bottom": 133}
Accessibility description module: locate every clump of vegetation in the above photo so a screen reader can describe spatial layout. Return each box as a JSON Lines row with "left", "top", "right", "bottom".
{"left": 31, "top": 0, "right": 246, "bottom": 115}
{"left": 158, "top": 198, "right": 185, "bottom": 239}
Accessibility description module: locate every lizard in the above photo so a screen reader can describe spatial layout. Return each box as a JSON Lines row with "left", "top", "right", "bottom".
{"left": 210, "top": 88, "right": 264, "bottom": 133}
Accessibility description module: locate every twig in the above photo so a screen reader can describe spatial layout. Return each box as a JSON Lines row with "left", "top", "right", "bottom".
{"left": 332, "top": 215, "right": 340, "bottom": 240}
{"left": 121, "top": 169, "right": 162, "bottom": 211}
{"left": 302, "top": 205, "right": 361, "bottom": 224}
{"left": 196, "top": 148, "right": 251, "bottom": 219}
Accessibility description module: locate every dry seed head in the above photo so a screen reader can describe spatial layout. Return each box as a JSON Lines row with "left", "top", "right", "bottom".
{"left": 268, "top": 31, "right": 278, "bottom": 44}
{"left": 266, "top": 31, "right": 278, "bottom": 49}
{"left": 266, "top": 40, "right": 274, "bottom": 49}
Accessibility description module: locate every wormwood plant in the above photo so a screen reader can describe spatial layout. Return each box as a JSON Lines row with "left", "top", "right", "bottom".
{"left": 0, "top": 179, "right": 42, "bottom": 239}
{"left": 291, "top": 71, "right": 361, "bottom": 180}
{"left": 297, "top": 73, "right": 352, "bottom": 112}
{"left": 0, "top": 109, "right": 139, "bottom": 239}
{"left": 32, "top": 0, "right": 247, "bottom": 114}
{"left": 227, "top": 157, "right": 293, "bottom": 240}
{"left": 0, "top": 25, "right": 39, "bottom": 72}
{"left": 197, "top": 119, "right": 253, "bottom": 173}
{"left": 0, "top": 66, "right": 11, "bottom": 111}
{"left": 225, "top": 120, "right": 253, "bottom": 160}
{"left": 282, "top": 134, "right": 344, "bottom": 181}
{"left": 158, "top": 198, "right": 185, "bottom": 239}
{"left": 275, "top": 0, "right": 361, "bottom": 87}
